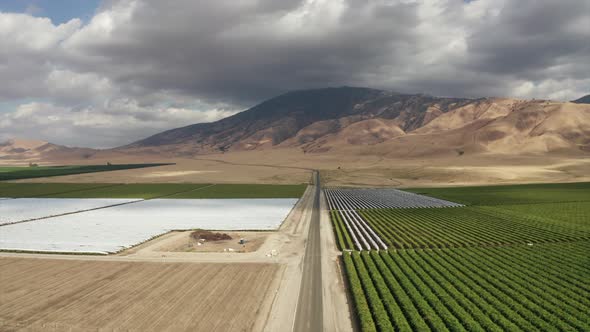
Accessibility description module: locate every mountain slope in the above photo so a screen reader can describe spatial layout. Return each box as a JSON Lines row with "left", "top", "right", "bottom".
{"left": 122, "top": 87, "right": 590, "bottom": 157}
{"left": 3, "top": 87, "right": 589, "bottom": 162}
{"left": 124, "top": 87, "right": 473, "bottom": 154}
{"left": 0, "top": 139, "right": 96, "bottom": 162}
{"left": 0, "top": 139, "right": 48, "bottom": 161}
{"left": 572, "top": 95, "right": 590, "bottom": 104}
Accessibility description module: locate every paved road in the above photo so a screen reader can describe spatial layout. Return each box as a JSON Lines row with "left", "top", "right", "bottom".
{"left": 293, "top": 171, "right": 323, "bottom": 332}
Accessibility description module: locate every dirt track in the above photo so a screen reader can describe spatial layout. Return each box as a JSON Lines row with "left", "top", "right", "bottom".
{"left": 293, "top": 171, "right": 323, "bottom": 332}
{"left": 319, "top": 190, "right": 355, "bottom": 331}
{"left": 0, "top": 258, "right": 277, "bottom": 332}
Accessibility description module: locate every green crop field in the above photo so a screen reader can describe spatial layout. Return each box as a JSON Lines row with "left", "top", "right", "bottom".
{"left": 45, "top": 183, "right": 212, "bottom": 199}
{"left": 480, "top": 202, "right": 590, "bottom": 230}
{"left": 168, "top": 183, "right": 307, "bottom": 199}
{"left": 404, "top": 182, "right": 590, "bottom": 206}
{"left": 0, "top": 167, "right": 28, "bottom": 172}
{"left": 331, "top": 182, "right": 590, "bottom": 331}
{"left": 344, "top": 243, "right": 590, "bottom": 332}
{"left": 0, "top": 183, "right": 117, "bottom": 198}
{"left": 353, "top": 205, "right": 590, "bottom": 249}
{"left": 0, "top": 164, "right": 171, "bottom": 181}
{"left": 0, "top": 182, "right": 307, "bottom": 199}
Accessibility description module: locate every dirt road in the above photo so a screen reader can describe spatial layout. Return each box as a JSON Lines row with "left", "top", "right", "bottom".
{"left": 293, "top": 171, "right": 323, "bottom": 332}
{"left": 320, "top": 189, "right": 355, "bottom": 331}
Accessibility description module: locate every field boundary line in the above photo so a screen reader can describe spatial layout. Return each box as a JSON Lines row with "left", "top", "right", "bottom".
{"left": 472, "top": 199, "right": 590, "bottom": 207}
{"left": 157, "top": 183, "right": 216, "bottom": 198}
{"left": 0, "top": 163, "right": 174, "bottom": 181}
{"left": 38, "top": 183, "right": 125, "bottom": 198}
{"left": 361, "top": 237, "right": 590, "bottom": 252}
{"left": 193, "top": 157, "right": 313, "bottom": 172}
{"left": 0, "top": 184, "right": 216, "bottom": 227}
{"left": 2, "top": 183, "right": 124, "bottom": 199}
{"left": 0, "top": 198, "right": 145, "bottom": 227}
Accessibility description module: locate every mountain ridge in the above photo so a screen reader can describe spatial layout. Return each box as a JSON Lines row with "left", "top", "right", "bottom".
{"left": 123, "top": 87, "right": 476, "bottom": 154}
{"left": 572, "top": 94, "right": 590, "bottom": 104}
{"left": 120, "top": 87, "right": 589, "bottom": 157}
{"left": 0, "top": 138, "right": 95, "bottom": 162}
{"left": 2, "top": 87, "right": 589, "bottom": 161}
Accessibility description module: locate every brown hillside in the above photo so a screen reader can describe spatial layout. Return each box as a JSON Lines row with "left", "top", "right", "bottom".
{"left": 2, "top": 88, "right": 589, "bottom": 163}
{"left": 116, "top": 88, "right": 588, "bottom": 157}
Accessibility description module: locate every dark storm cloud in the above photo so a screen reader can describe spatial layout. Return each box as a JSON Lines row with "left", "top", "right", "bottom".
{"left": 466, "top": 0, "right": 590, "bottom": 79}
{"left": 70, "top": 0, "right": 588, "bottom": 103}
{"left": 67, "top": 0, "right": 421, "bottom": 104}
{"left": 1, "top": 0, "right": 589, "bottom": 147}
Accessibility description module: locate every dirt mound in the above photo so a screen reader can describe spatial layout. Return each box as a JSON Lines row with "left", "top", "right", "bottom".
{"left": 191, "top": 230, "right": 232, "bottom": 241}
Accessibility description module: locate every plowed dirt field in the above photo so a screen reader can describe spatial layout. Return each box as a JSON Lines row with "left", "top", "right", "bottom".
{"left": 0, "top": 258, "right": 278, "bottom": 331}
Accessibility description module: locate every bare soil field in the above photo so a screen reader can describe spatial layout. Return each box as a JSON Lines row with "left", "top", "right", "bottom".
{"left": 8, "top": 156, "right": 311, "bottom": 185}
{"left": 0, "top": 257, "right": 278, "bottom": 332}
{"left": 314, "top": 155, "right": 590, "bottom": 187}
{"left": 130, "top": 230, "right": 268, "bottom": 253}
{"left": 8, "top": 149, "right": 588, "bottom": 187}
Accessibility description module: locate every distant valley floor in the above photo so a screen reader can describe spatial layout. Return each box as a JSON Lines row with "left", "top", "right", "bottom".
{"left": 5, "top": 149, "right": 587, "bottom": 188}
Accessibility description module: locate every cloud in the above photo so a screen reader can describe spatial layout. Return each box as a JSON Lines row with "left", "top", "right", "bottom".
{"left": 0, "top": 0, "right": 588, "bottom": 147}
{"left": 0, "top": 101, "right": 238, "bottom": 148}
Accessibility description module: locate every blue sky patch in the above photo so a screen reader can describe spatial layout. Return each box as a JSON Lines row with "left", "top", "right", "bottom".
{"left": 0, "top": 0, "right": 100, "bottom": 24}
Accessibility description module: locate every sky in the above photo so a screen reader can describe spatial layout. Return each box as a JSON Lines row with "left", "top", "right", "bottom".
{"left": 0, "top": 0, "right": 589, "bottom": 148}
{"left": 0, "top": 0, "right": 100, "bottom": 24}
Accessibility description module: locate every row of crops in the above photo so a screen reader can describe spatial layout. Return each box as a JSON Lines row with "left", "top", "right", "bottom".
{"left": 405, "top": 182, "right": 590, "bottom": 206}
{"left": 0, "top": 164, "right": 172, "bottom": 181}
{"left": 325, "top": 188, "right": 463, "bottom": 210}
{"left": 331, "top": 210, "right": 388, "bottom": 250}
{"left": 329, "top": 191, "right": 590, "bottom": 251}
{"left": 328, "top": 183, "right": 590, "bottom": 331}
{"left": 343, "top": 243, "right": 590, "bottom": 331}
{"left": 326, "top": 188, "right": 463, "bottom": 250}
{"left": 354, "top": 204, "right": 590, "bottom": 249}
{"left": 0, "top": 183, "right": 307, "bottom": 199}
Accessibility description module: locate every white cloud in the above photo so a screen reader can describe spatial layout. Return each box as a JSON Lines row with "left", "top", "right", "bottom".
{"left": 0, "top": 101, "right": 238, "bottom": 148}
{"left": 0, "top": 0, "right": 588, "bottom": 147}
{"left": 45, "top": 69, "right": 114, "bottom": 103}
{"left": 0, "top": 13, "right": 80, "bottom": 50}
{"left": 63, "top": 0, "right": 139, "bottom": 51}
{"left": 513, "top": 78, "right": 590, "bottom": 102}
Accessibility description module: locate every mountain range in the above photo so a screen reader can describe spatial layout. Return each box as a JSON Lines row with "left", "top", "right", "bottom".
{"left": 2, "top": 87, "right": 590, "bottom": 161}
{"left": 573, "top": 95, "right": 590, "bottom": 104}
